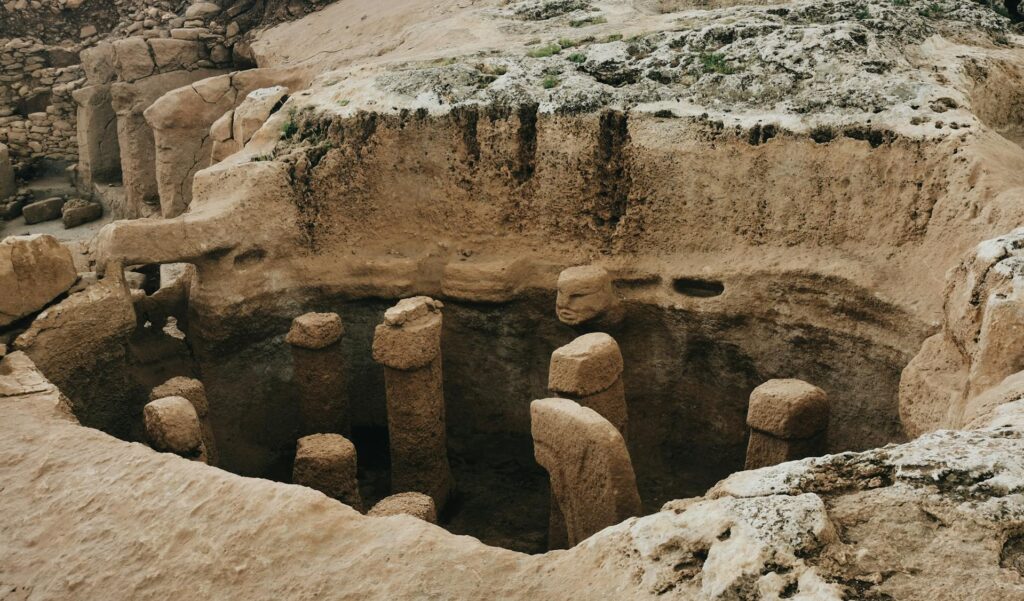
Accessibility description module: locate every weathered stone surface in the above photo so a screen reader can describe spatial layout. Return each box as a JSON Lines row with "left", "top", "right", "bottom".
{"left": 61, "top": 199, "right": 103, "bottom": 228}
{"left": 22, "top": 197, "right": 67, "bottom": 224}
{"left": 232, "top": 86, "right": 289, "bottom": 146}
{"left": 548, "top": 333, "right": 624, "bottom": 397}
{"left": 0, "top": 235, "right": 77, "bottom": 327}
{"left": 13, "top": 270, "right": 138, "bottom": 436}
{"left": 72, "top": 84, "right": 121, "bottom": 191}
{"left": 368, "top": 492, "right": 437, "bottom": 523}
{"left": 372, "top": 297, "right": 443, "bottom": 370}
{"left": 0, "top": 142, "right": 15, "bottom": 201}
{"left": 286, "top": 312, "right": 343, "bottom": 349}
{"left": 556, "top": 265, "right": 621, "bottom": 327}
{"left": 185, "top": 2, "right": 221, "bottom": 19}
{"left": 531, "top": 397, "right": 641, "bottom": 546}
{"left": 144, "top": 396, "right": 206, "bottom": 461}
{"left": 151, "top": 376, "right": 217, "bottom": 466}
{"left": 111, "top": 37, "right": 155, "bottom": 82}
{"left": 80, "top": 42, "right": 115, "bottom": 85}
{"left": 148, "top": 38, "right": 204, "bottom": 71}
{"left": 293, "top": 433, "right": 361, "bottom": 511}
{"left": 746, "top": 379, "right": 829, "bottom": 439}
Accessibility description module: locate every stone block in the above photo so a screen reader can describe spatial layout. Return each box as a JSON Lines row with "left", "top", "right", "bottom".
{"left": 61, "top": 199, "right": 103, "bottom": 228}
{"left": 286, "top": 312, "right": 343, "bottom": 350}
{"left": 746, "top": 379, "right": 829, "bottom": 439}
{"left": 368, "top": 492, "right": 437, "bottom": 523}
{"left": 22, "top": 196, "right": 66, "bottom": 224}
{"left": 0, "top": 234, "right": 78, "bottom": 327}
{"left": 548, "top": 333, "right": 624, "bottom": 396}
{"left": 293, "top": 433, "right": 361, "bottom": 511}
{"left": 143, "top": 396, "right": 206, "bottom": 460}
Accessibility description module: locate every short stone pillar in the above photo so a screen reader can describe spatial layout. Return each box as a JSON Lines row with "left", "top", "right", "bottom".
{"left": 151, "top": 377, "right": 218, "bottom": 466}
{"left": 293, "top": 433, "right": 362, "bottom": 511}
{"left": 745, "top": 379, "right": 829, "bottom": 470}
{"left": 548, "top": 332, "right": 628, "bottom": 436}
{"left": 287, "top": 312, "right": 348, "bottom": 437}
{"left": 531, "top": 397, "right": 641, "bottom": 548}
{"left": 372, "top": 296, "right": 453, "bottom": 510}
{"left": 368, "top": 492, "right": 438, "bottom": 523}
{"left": 143, "top": 396, "right": 207, "bottom": 463}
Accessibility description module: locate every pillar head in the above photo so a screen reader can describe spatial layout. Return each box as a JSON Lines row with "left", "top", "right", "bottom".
{"left": 293, "top": 433, "right": 361, "bottom": 510}
{"left": 368, "top": 492, "right": 438, "bottom": 524}
{"left": 548, "top": 333, "right": 623, "bottom": 396}
{"left": 150, "top": 376, "right": 208, "bottom": 417}
{"left": 747, "top": 379, "right": 829, "bottom": 439}
{"left": 143, "top": 396, "right": 205, "bottom": 459}
{"left": 372, "top": 296, "right": 443, "bottom": 370}
{"left": 286, "top": 312, "right": 344, "bottom": 349}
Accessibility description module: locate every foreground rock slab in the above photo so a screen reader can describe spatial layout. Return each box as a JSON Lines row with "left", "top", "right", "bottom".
{"left": 0, "top": 235, "right": 78, "bottom": 327}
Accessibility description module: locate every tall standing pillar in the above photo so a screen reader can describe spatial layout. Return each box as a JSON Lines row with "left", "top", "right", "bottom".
{"left": 150, "top": 377, "right": 218, "bottom": 466}
{"left": 372, "top": 296, "right": 453, "bottom": 510}
{"left": 531, "top": 397, "right": 641, "bottom": 548}
{"left": 287, "top": 312, "right": 348, "bottom": 437}
{"left": 745, "top": 379, "right": 829, "bottom": 469}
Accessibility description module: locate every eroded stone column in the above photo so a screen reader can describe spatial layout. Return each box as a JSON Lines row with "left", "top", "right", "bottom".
{"left": 368, "top": 492, "right": 438, "bottom": 523}
{"left": 548, "top": 332, "right": 628, "bottom": 436}
{"left": 151, "top": 377, "right": 218, "bottom": 467}
{"left": 531, "top": 397, "right": 641, "bottom": 547}
{"left": 372, "top": 296, "right": 452, "bottom": 510}
{"left": 745, "top": 379, "right": 829, "bottom": 470}
{"left": 287, "top": 312, "right": 348, "bottom": 437}
{"left": 143, "top": 396, "right": 207, "bottom": 463}
{"left": 293, "top": 433, "right": 362, "bottom": 511}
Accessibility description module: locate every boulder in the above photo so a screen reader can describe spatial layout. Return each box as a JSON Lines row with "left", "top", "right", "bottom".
{"left": 62, "top": 199, "right": 103, "bottom": 229}
{"left": 0, "top": 235, "right": 77, "bottom": 327}
{"left": 22, "top": 197, "right": 67, "bottom": 224}
{"left": 185, "top": 2, "right": 221, "bottom": 19}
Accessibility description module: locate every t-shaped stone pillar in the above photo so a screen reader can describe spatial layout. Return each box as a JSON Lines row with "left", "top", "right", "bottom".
{"left": 293, "top": 433, "right": 362, "bottom": 511}
{"left": 531, "top": 397, "right": 641, "bottom": 548}
{"left": 368, "top": 492, "right": 438, "bottom": 523}
{"left": 150, "top": 377, "right": 218, "bottom": 466}
{"left": 548, "top": 332, "right": 628, "bottom": 436}
{"left": 372, "top": 296, "right": 453, "bottom": 510}
{"left": 745, "top": 379, "right": 830, "bottom": 470}
{"left": 143, "top": 396, "right": 208, "bottom": 463}
{"left": 287, "top": 312, "right": 349, "bottom": 437}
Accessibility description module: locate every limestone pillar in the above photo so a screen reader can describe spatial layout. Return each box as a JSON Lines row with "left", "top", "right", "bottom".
{"left": 293, "top": 433, "right": 362, "bottom": 510}
{"left": 531, "top": 397, "right": 641, "bottom": 548}
{"left": 548, "top": 332, "right": 628, "bottom": 436}
{"left": 745, "top": 379, "right": 829, "bottom": 470}
{"left": 368, "top": 492, "right": 437, "bottom": 523}
{"left": 372, "top": 296, "right": 453, "bottom": 510}
{"left": 71, "top": 85, "right": 121, "bottom": 194}
{"left": 286, "top": 312, "right": 348, "bottom": 437}
{"left": 150, "top": 377, "right": 218, "bottom": 466}
{"left": 143, "top": 396, "right": 207, "bottom": 463}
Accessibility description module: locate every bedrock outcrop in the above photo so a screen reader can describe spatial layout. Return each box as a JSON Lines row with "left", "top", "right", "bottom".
{"left": 1, "top": 353, "right": 1023, "bottom": 599}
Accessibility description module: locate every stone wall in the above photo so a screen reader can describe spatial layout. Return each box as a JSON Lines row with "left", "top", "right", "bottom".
{"left": 0, "top": 38, "right": 82, "bottom": 172}
{"left": 0, "top": 0, "right": 334, "bottom": 179}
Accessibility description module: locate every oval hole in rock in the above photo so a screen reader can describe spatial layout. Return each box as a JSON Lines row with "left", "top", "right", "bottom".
{"left": 673, "top": 277, "right": 724, "bottom": 298}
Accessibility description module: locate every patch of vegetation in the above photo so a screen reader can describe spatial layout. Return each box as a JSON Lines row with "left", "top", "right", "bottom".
{"left": 570, "top": 15, "right": 606, "bottom": 27}
{"left": 478, "top": 63, "right": 508, "bottom": 76}
{"left": 251, "top": 153, "right": 274, "bottom": 162}
{"left": 558, "top": 37, "right": 580, "bottom": 48}
{"left": 281, "top": 107, "right": 298, "bottom": 139}
{"left": 854, "top": 6, "right": 871, "bottom": 19}
{"left": 604, "top": 33, "right": 623, "bottom": 42}
{"left": 567, "top": 52, "right": 586, "bottom": 63}
{"left": 890, "top": 0, "right": 910, "bottom": 6}
{"left": 541, "top": 74, "right": 561, "bottom": 88}
{"left": 337, "top": 99, "right": 350, "bottom": 106}
{"left": 919, "top": 2, "right": 947, "bottom": 18}
{"left": 698, "top": 52, "right": 737, "bottom": 75}
{"left": 527, "top": 43, "right": 562, "bottom": 57}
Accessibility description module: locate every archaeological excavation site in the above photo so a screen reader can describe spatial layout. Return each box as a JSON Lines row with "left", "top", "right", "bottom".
{"left": 4, "top": 0, "right": 1024, "bottom": 598}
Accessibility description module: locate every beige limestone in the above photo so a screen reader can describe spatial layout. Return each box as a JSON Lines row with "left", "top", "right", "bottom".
{"left": 745, "top": 379, "right": 829, "bottom": 469}
{"left": 556, "top": 265, "right": 621, "bottom": 327}
{"left": 372, "top": 296, "right": 452, "bottom": 509}
{"left": 143, "top": 396, "right": 207, "bottom": 462}
{"left": 151, "top": 377, "right": 218, "bottom": 466}
{"left": 293, "top": 433, "right": 361, "bottom": 511}
{"left": 531, "top": 397, "right": 641, "bottom": 547}
{"left": 287, "top": 312, "right": 348, "bottom": 436}
{"left": 368, "top": 492, "right": 437, "bottom": 523}
{"left": 72, "top": 85, "right": 121, "bottom": 192}
{"left": 0, "top": 235, "right": 78, "bottom": 327}
{"left": 548, "top": 333, "right": 628, "bottom": 435}
{"left": 0, "top": 142, "right": 15, "bottom": 200}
